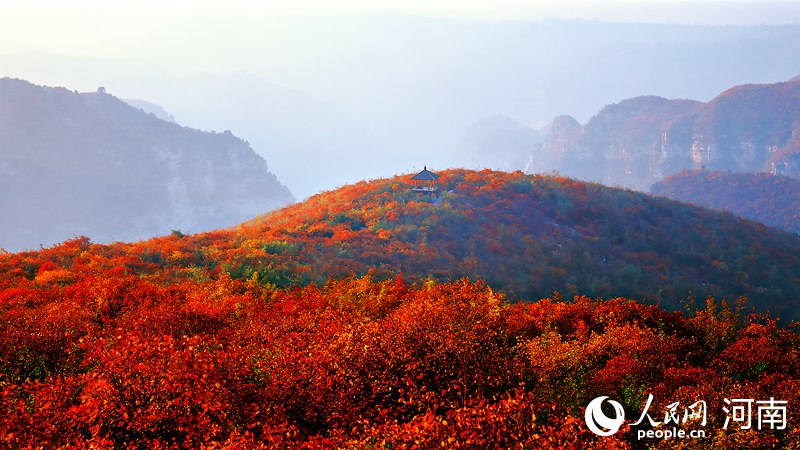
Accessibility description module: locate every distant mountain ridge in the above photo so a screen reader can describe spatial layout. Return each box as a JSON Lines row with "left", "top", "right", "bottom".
{"left": 455, "top": 115, "right": 542, "bottom": 171}
{"left": 124, "top": 98, "right": 176, "bottom": 123}
{"left": 532, "top": 77, "right": 800, "bottom": 190}
{"left": 652, "top": 169, "right": 800, "bottom": 234}
{"left": 8, "top": 21, "right": 800, "bottom": 198}
{"left": 0, "top": 78, "right": 293, "bottom": 251}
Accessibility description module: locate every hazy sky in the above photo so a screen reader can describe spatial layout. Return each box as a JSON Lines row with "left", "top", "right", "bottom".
{"left": 1, "top": 1, "right": 798, "bottom": 81}
{"left": 2, "top": 1, "right": 800, "bottom": 62}
{"left": 3, "top": 0, "right": 800, "bottom": 25}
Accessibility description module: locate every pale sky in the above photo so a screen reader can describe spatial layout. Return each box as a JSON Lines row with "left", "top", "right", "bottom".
{"left": 2, "top": 1, "right": 799, "bottom": 74}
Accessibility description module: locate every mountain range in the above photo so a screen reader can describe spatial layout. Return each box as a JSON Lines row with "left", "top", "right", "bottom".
{"left": 528, "top": 77, "right": 800, "bottom": 190}
{"left": 0, "top": 78, "right": 293, "bottom": 252}
{"left": 5, "top": 20, "right": 800, "bottom": 197}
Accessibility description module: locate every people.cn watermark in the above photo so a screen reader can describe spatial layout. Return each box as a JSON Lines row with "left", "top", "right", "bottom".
{"left": 584, "top": 394, "right": 788, "bottom": 441}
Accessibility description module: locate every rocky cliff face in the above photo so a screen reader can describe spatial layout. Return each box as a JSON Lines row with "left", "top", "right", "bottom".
{"left": 693, "top": 81, "right": 800, "bottom": 174}
{"left": 0, "top": 78, "right": 293, "bottom": 251}
{"left": 534, "top": 78, "right": 800, "bottom": 190}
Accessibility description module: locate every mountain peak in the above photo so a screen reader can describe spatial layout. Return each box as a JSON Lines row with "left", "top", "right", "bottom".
{"left": 550, "top": 114, "right": 581, "bottom": 130}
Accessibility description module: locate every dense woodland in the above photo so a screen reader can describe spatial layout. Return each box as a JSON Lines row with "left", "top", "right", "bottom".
{"left": 2, "top": 169, "right": 800, "bottom": 447}
{"left": 1, "top": 272, "right": 798, "bottom": 448}
{"left": 652, "top": 169, "right": 800, "bottom": 235}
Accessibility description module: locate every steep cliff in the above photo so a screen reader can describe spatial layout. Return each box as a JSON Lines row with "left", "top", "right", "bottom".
{"left": 0, "top": 78, "right": 293, "bottom": 251}
{"left": 535, "top": 78, "right": 800, "bottom": 189}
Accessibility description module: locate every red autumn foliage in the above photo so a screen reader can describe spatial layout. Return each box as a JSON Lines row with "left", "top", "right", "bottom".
{"left": 0, "top": 272, "right": 797, "bottom": 448}
{"left": 652, "top": 169, "right": 800, "bottom": 234}
{"left": 2, "top": 170, "right": 800, "bottom": 447}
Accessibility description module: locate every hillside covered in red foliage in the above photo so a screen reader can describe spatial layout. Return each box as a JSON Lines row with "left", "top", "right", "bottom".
{"left": 4, "top": 169, "right": 800, "bottom": 314}
{"left": 2, "top": 169, "right": 800, "bottom": 447}
{"left": 41, "top": 169, "right": 795, "bottom": 318}
{"left": 652, "top": 169, "right": 800, "bottom": 234}
{"left": 2, "top": 271, "right": 799, "bottom": 448}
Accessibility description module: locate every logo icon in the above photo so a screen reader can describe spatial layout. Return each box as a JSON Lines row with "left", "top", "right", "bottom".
{"left": 585, "top": 396, "right": 626, "bottom": 436}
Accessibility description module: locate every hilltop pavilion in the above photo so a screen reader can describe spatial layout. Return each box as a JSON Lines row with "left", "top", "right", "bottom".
{"left": 411, "top": 166, "right": 439, "bottom": 193}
